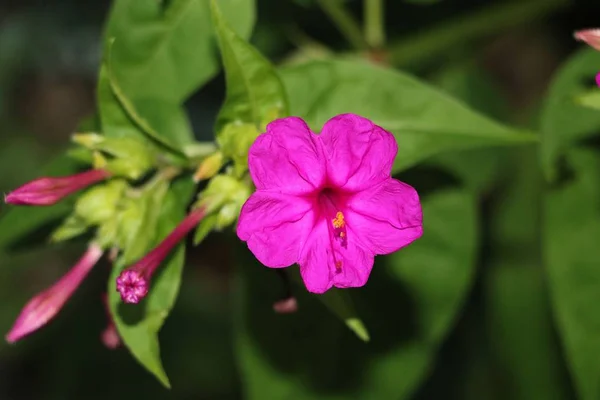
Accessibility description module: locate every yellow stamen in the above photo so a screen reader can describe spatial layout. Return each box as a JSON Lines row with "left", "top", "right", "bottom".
{"left": 332, "top": 211, "right": 345, "bottom": 229}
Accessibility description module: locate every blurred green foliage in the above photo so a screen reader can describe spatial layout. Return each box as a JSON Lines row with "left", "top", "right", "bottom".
{"left": 1, "top": 0, "right": 600, "bottom": 399}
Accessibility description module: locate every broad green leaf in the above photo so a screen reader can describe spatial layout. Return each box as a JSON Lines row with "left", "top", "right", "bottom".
{"left": 235, "top": 189, "right": 477, "bottom": 399}
{"left": 109, "top": 76, "right": 195, "bottom": 152}
{"left": 540, "top": 48, "right": 600, "bottom": 181}
{"left": 0, "top": 154, "right": 81, "bottom": 250}
{"left": 99, "top": 51, "right": 195, "bottom": 155}
{"left": 545, "top": 148, "right": 600, "bottom": 400}
{"left": 210, "top": 0, "right": 288, "bottom": 132}
{"left": 105, "top": 0, "right": 255, "bottom": 103}
{"left": 97, "top": 64, "right": 146, "bottom": 142}
{"left": 486, "top": 265, "right": 570, "bottom": 400}
{"left": 429, "top": 63, "right": 510, "bottom": 191}
{"left": 485, "top": 147, "right": 569, "bottom": 400}
{"left": 279, "top": 59, "right": 536, "bottom": 173}
{"left": 108, "top": 179, "right": 195, "bottom": 388}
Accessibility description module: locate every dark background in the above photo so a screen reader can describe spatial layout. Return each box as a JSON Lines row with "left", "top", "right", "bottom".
{"left": 0, "top": 0, "right": 598, "bottom": 399}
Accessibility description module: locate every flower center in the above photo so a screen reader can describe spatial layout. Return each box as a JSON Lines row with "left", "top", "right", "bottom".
{"left": 318, "top": 189, "right": 348, "bottom": 272}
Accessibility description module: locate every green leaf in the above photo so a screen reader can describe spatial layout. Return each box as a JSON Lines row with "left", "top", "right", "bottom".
{"left": 104, "top": 0, "right": 255, "bottom": 104}
{"left": 0, "top": 154, "right": 81, "bottom": 250}
{"left": 193, "top": 213, "right": 218, "bottom": 245}
{"left": 97, "top": 64, "right": 147, "bottom": 142}
{"left": 108, "top": 179, "right": 195, "bottom": 388}
{"left": 104, "top": 52, "right": 195, "bottom": 153}
{"left": 540, "top": 48, "right": 600, "bottom": 181}
{"left": 544, "top": 148, "right": 600, "bottom": 400}
{"left": 210, "top": 0, "right": 288, "bottom": 132}
{"left": 428, "top": 63, "right": 511, "bottom": 191}
{"left": 234, "top": 189, "right": 477, "bottom": 399}
{"left": 279, "top": 59, "right": 536, "bottom": 173}
{"left": 576, "top": 89, "right": 600, "bottom": 111}
{"left": 484, "top": 147, "right": 570, "bottom": 400}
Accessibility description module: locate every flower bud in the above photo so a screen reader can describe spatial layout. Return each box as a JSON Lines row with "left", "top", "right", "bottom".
{"left": 5, "top": 169, "right": 110, "bottom": 206}
{"left": 116, "top": 208, "right": 205, "bottom": 304}
{"left": 6, "top": 245, "right": 103, "bottom": 343}
{"left": 193, "top": 152, "right": 224, "bottom": 182}
{"left": 575, "top": 29, "right": 600, "bottom": 51}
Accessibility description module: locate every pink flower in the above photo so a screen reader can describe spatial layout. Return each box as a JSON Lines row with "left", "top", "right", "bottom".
{"left": 575, "top": 29, "right": 600, "bottom": 51}
{"left": 100, "top": 294, "right": 120, "bottom": 349}
{"left": 5, "top": 169, "right": 111, "bottom": 206}
{"left": 116, "top": 208, "right": 205, "bottom": 304}
{"left": 6, "top": 245, "right": 103, "bottom": 343}
{"left": 273, "top": 297, "right": 298, "bottom": 314}
{"left": 237, "top": 114, "right": 423, "bottom": 294}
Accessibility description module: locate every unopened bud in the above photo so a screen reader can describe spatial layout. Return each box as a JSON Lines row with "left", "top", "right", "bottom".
{"left": 193, "top": 152, "right": 224, "bottom": 182}
{"left": 575, "top": 29, "right": 600, "bottom": 51}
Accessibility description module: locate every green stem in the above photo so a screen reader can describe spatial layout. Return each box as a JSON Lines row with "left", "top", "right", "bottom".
{"left": 364, "top": 0, "right": 385, "bottom": 48}
{"left": 387, "top": 0, "right": 569, "bottom": 67}
{"left": 316, "top": 0, "right": 369, "bottom": 50}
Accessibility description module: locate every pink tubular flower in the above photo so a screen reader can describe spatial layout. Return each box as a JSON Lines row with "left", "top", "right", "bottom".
{"left": 6, "top": 244, "right": 103, "bottom": 343}
{"left": 116, "top": 208, "right": 205, "bottom": 304}
{"left": 5, "top": 169, "right": 111, "bottom": 206}
{"left": 237, "top": 114, "right": 423, "bottom": 294}
{"left": 574, "top": 29, "right": 600, "bottom": 51}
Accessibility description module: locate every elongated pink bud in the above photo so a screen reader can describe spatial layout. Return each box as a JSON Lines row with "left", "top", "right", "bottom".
{"left": 5, "top": 169, "right": 110, "bottom": 206}
{"left": 116, "top": 208, "right": 205, "bottom": 304}
{"left": 574, "top": 29, "right": 600, "bottom": 51}
{"left": 6, "top": 245, "right": 103, "bottom": 343}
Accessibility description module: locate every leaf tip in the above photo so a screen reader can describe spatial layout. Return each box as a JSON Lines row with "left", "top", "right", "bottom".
{"left": 346, "top": 318, "right": 370, "bottom": 342}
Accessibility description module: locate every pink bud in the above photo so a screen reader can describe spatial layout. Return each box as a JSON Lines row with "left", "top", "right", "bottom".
{"left": 273, "top": 297, "right": 298, "bottom": 314}
{"left": 6, "top": 245, "right": 103, "bottom": 343}
{"left": 574, "top": 29, "right": 600, "bottom": 51}
{"left": 101, "top": 324, "right": 121, "bottom": 350}
{"left": 116, "top": 208, "right": 205, "bottom": 304}
{"left": 5, "top": 169, "right": 111, "bottom": 206}
{"left": 596, "top": 72, "right": 600, "bottom": 88}
{"left": 100, "top": 294, "right": 120, "bottom": 349}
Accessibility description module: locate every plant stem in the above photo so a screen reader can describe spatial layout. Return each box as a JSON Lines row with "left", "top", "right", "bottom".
{"left": 387, "top": 0, "right": 569, "bottom": 67}
{"left": 364, "top": 0, "right": 385, "bottom": 49}
{"left": 316, "top": 0, "right": 368, "bottom": 50}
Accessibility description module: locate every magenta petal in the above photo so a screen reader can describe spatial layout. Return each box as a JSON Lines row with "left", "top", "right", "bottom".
{"left": 332, "top": 237, "right": 374, "bottom": 289}
{"left": 298, "top": 219, "right": 334, "bottom": 293}
{"left": 348, "top": 178, "right": 423, "bottom": 254}
{"left": 320, "top": 114, "right": 397, "bottom": 191}
{"left": 248, "top": 117, "right": 326, "bottom": 195}
{"left": 298, "top": 219, "right": 375, "bottom": 292}
{"left": 237, "top": 191, "right": 314, "bottom": 268}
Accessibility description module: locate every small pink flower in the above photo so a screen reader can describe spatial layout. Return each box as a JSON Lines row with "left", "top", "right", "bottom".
{"left": 100, "top": 294, "right": 120, "bottom": 349}
{"left": 237, "top": 114, "right": 423, "bottom": 294}
{"left": 6, "top": 245, "right": 103, "bottom": 343}
{"left": 575, "top": 29, "right": 600, "bottom": 51}
{"left": 273, "top": 297, "right": 298, "bottom": 314}
{"left": 5, "top": 169, "right": 111, "bottom": 206}
{"left": 116, "top": 208, "right": 205, "bottom": 304}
